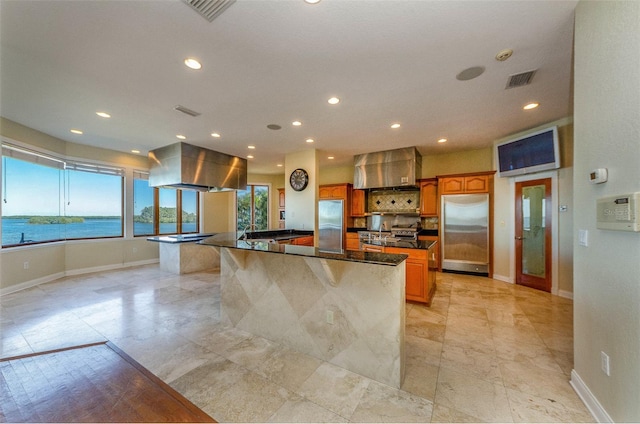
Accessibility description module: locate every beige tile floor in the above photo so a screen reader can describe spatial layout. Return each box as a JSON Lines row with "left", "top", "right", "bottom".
{"left": 0, "top": 265, "right": 595, "bottom": 422}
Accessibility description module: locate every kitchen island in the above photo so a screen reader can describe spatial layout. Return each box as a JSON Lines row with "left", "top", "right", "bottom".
{"left": 361, "top": 238, "right": 438, "bottom": 305}
{"left": 199, "top": 232, "right": 408, "bottom": 388}
{"left": 147, "top": 234, "right": 220, "bottom": 274}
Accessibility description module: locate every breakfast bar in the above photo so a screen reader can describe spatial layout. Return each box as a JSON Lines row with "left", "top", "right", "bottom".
{"left": 199, "top": 232, "right": 408, "bottom": 388}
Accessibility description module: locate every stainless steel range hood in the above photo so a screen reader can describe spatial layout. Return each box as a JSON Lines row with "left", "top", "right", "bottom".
{"left": 148, "top": 142, "right": 247, "bottom": 191}
{"left": 353, "top": 147, "right": 422, "bottom": 189}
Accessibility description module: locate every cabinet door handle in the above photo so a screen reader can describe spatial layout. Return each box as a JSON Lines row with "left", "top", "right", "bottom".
{"left": 515, "top": 236, "right": 524, "bottom": 240}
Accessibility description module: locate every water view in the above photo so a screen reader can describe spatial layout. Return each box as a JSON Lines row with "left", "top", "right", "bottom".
{"left": 2, "top": 218, "right": 197, "bottom": 246}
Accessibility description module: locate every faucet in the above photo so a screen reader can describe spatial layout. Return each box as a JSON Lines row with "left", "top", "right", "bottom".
{"left": 240, "top": 223, "right": 257, "bottom": 241}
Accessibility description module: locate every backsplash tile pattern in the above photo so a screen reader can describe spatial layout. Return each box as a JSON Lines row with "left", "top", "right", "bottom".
{"left": 368, "top": 191, "right": 420, "bottom": 213}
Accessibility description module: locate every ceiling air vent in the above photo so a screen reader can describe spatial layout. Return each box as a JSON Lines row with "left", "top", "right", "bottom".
{"left": 181, "top": 0, "right": 236, "bottom": 23}
{"left": 174, "top": 105, "right": 201, "bottom": 117}
{"left": 506, "top": 70, "right": 537, "bottom": 89}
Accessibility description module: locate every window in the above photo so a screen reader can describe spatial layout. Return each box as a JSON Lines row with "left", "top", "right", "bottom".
{"left": 133, "top": 171, "right": 155, "bottom": 236}
{"left": 237, "top": 185, "right": 269, "bottom": 231}
{"left": 133, "top": 171, "right": 199, "bottom": 237}
{"left": 1, "top": 143, "right": 124, "bottom": 247}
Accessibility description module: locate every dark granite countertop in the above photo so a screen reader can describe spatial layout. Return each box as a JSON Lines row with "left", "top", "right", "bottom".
{"left": 198, "top": 232, "right": 408, "bottom": 266}
{"left": 362, "top": 238, "right": 437, "bottom": 250}
{"left": 147, "top": 233, "right": 216, "bottom": 244}
{"left": 241, "top": 228, "right": 313, "bottom": 241}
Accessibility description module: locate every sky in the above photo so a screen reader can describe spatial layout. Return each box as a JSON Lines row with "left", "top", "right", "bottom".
{"left": 3, "top": 157, "right": 122, "bottom": 216}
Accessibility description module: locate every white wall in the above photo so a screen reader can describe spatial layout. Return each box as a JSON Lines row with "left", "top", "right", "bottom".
{"left": 572, "top": 1, "right": 640, "bottom": 422}
{"left": 285, "top": 149, "right": 318, "bottom": 231}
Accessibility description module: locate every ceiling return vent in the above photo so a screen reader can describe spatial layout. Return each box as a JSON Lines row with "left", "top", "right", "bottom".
{"left": 506, "top": 70, "right": 537, "bottom": 89}
{"left": 181, "top": 0, "right": 236, "bottom": 23}
{"left": 174, "top": 105, "right": 201, "bottom": 117}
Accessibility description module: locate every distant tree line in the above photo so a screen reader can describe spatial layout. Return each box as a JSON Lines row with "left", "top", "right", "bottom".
{"left": 28, "top": 216, "right": 85, "bottom": 224}
{"left": 134, "top": 206, "right": 196, "bottom": 223}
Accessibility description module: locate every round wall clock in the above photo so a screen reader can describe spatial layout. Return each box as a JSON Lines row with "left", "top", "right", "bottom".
{"left": 289, "top": 168, "right": 309, "bottom": 191}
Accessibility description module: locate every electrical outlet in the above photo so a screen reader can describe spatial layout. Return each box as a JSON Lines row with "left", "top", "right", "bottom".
{"left": 601, "top": 351, "right": 611, "bottom": 376}
{"left": 23, "top": 261, "right": 29, "bottom": 270}
{"left": 326, "top": 310, "right": 334, "bottom": 325}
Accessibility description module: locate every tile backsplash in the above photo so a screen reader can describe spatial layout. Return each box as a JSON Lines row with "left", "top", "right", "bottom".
{"left": 368, "top": 190, "right": 420, "bottom": 213}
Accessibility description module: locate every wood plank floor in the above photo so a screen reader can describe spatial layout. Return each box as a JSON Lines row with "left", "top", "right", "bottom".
{"left": 0, "top": 342, "right": 216, "bottom": 423}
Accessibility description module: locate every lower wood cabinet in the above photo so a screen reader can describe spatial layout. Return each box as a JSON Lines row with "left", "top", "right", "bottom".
{"left": 292, "top": 235, "right": 314, "bottom": 246}
{"left": 345, "top": 233, "right": 360, "bottom": 250}
{"left": 362, "top": 243, "right": 435, "bottom": 304}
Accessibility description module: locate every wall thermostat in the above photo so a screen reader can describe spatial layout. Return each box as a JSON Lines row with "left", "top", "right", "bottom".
{"left": 589, "top": 168, "right": 608, "bottom": 184}
{"left": 596, "top": 192, "right": 640, "bottom": 231}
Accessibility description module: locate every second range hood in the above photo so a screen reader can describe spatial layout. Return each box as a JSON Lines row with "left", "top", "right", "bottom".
{"left": 353, "top": 146, "right": 422, "bottom": 189}
{"left": 148, "top": 142, "right": 247, "bottom": 191}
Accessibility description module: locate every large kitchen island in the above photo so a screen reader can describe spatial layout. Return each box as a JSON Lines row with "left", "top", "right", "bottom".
{"left": 199, "top": 231, "right": 409, "bottom": 388}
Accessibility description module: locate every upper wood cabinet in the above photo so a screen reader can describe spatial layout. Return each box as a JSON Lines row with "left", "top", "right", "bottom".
{"left": 278, "top": 188, "right": 285, "bottom": 208}
{"left": 419, "top": 179, "right": 438, "bottom": 216}
{"left": 438, "top": 171, "right": 495, "bottom": 194}
{"left": 319, "top": 184, "right": 348, "bottom": 199}
{"left": 351, "top": 189, "right": 367, "bottom": 217}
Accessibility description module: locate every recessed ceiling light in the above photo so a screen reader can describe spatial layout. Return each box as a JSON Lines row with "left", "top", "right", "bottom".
{"left": 523, "top": 102, "right": 539, "bottom": 110}
{"left": 328, "top": 156, "right": 334, "bottom": 160}
{"left": 176, "top": 134, "right": 186, "bottom": 140}
{"left": 131, "top": 149, "right": 140, "bottom": 154}
{"left": 437, "top": 138, "right": 447, "bottom": 143}
{"left": 184, "top": 58, "right": 202, "bottom": 70}
{"left": 247, "top": 155, "right": 254, "bottom": 159}
{"left": 277, "top": 164, "right": 283, "bottom": 167}
{"left": 267, "top": 124, "right": 282, "bottom": 130}
{"left": 304, "top": 0, "right": 321, "bottom": 4}
{"left": 96, "top": 112, "right": 111, "bottom": 118}
{"left": 211, "top": 132, "right": 220, "bottom": 138}
{"left": 292, "top": 121, "right": 302, "bottom": 126}
{"left": 248, "top": 145, "right": 255, "bottom": 149}
{"left": 306, "top": 138, "right": 314, "bottom": 143}
{"left": 327, "top": 97, "right": 340, "bottom": 105}
{"left": 391, "top": 123, "right": 401, "bottom": 129}
{"left": 70, "top": 129, "right": 83, "bottom": 135}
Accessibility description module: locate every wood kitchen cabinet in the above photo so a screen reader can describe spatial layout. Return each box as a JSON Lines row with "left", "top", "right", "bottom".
{"left": 419, "top": 179, "right": 438, "bottom": 216}
{"left": 346, "top": 232, "right": 360, "bottom": 250}
{"left": 277, "top": 188, "right": 285, "bottom": 229}
{"left": 361, "top": 243, "right": 436, "bottom": 305}
{"left": 418, "top": 235, "right": 439, "bottom": 269}
{"left": 351, "top": 189, "right": 367, "bottom": 217}
{"left": 292, "top": 235, "right": 314, "bottom": 246}
{"left": 319, "top": 184, "right": 348, "bottom": 199}
{"left": 438, "top": 172, "right": 494, "bottom": 194}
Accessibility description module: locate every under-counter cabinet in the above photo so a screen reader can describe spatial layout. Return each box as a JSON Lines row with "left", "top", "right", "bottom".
{"left": 346, "top": 233, "right": 360, "bottom": 250}
{"left": 419, "top": 179, "right": 438, "bottom": 216}
{"left": 361, "top": 243, "right": 436, "bottom": 304}
{"left": 292, "top": 235, "right": 314, "bottom": 246}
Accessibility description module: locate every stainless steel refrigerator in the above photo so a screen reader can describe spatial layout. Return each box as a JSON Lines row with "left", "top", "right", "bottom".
{"left": 318, "top": 199, "right": 343, "bottom": 251}
{"left": 441, "top": 193, "right": 489, "bottom": 274}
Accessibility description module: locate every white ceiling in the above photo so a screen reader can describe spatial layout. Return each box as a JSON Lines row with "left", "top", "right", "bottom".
{"left": 0, "top": 0, "right": 577, "bottom": 174}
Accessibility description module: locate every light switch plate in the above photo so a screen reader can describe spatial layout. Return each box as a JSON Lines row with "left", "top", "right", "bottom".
{"left": 579, "top": 229, "right": 588, "bottom": 247}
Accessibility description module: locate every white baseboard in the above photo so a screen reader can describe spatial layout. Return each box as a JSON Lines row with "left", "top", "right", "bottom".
{"left": 492, "top": 273, "right": 514, "bottom": 284}
{"left": 558, "top": 289, "right": 574, "bottom": 300}
{"left": 0, "top": 272, "right": 65, "bottom": 296}
{"left": 64, "top": 259, "right": 158, "bottom": 276}
{"left": 570, "top": 369, "right": 612, "bottom": 423}
{"left": 0, "top": 259, "right": 159, "bottom": 296}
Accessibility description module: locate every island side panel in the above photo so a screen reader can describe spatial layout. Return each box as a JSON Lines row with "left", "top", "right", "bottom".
{"left": 219, "top": 247, "right": 406, "bottom": 388}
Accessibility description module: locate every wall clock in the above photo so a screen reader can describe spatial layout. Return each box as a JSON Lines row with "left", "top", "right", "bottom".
{"left": 289, "top": 168, "right": 309, "bottom": 192}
